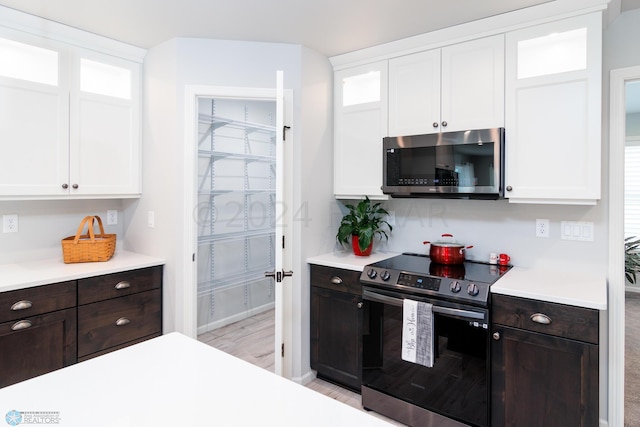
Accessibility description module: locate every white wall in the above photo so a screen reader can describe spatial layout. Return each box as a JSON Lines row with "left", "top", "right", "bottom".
{"left": 124, "top": 36, "right": 334, "bottom": 382}
{"left": 0, "top": 199, "right": 125, "bottom": 264}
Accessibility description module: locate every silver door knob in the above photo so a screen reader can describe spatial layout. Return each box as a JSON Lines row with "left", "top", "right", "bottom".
{"left": 432, "top": 122, "right": 439, "bottom": 128}
{"left": 62, "top": 183, "right": 69, "bottom": 189}
{"left": 72, "top": 184, "right": 79, "bottom": 189}
{"left": 441, "top": 121, "right": 448, "bottom": 127}
{"left": 492, "top": 332, "right": 501, "bottom": 341}
{"left": 506, "top": 186, "right": 513, "bottom": 192}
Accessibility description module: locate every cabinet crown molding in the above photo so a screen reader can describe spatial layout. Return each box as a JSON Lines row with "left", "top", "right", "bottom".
{"left": 0, "top": 5, "right": 146, "bottom": 62}
{"left": 329, "top": 0, "right": 608, "bottom": 70}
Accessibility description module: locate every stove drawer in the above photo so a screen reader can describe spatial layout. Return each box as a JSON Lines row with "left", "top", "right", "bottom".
{"left": 310, "top": 265, "right": 362, "bottom": 295}
{"left": 492, "top": 294, "right": 598, "bottom": 344}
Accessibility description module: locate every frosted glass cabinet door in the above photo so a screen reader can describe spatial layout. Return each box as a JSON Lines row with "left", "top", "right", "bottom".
{"left": 505, "top": 13, "right": 602, "bottom": 204}
{"left": 70, "top": 52, "right": 141, "bottom": 196}
{"left": 334, "top": 61, "right": 388, "bottom": 199}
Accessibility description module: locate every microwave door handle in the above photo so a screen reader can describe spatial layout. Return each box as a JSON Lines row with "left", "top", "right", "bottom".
{"left": 363, "top": 289, "right": 485, "bottom": 321}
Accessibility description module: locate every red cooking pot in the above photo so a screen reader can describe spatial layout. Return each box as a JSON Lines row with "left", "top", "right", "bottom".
{"left": 423, "top": 234, "right": 473, "bottom": 265}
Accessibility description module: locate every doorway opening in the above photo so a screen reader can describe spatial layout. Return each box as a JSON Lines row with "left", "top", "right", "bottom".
{"left": 195, "top": 96, "right": 277, "bottom": 371}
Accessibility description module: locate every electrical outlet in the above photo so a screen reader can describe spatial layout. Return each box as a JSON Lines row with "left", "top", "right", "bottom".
{"left": 107, "top": 210, "right": 118, "bottom": 225}
{"left": 536, "top": 218, "right": 549, "bottom": 238}
{"left": 3, "top": 214, "right": 18, "bottom": 233}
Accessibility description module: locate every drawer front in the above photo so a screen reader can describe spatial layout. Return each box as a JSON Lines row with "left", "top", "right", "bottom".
{"left": 0, "top": 308, "right": 77, "bottom": 388}
{"left": 78, "top": 265, "right": 163, "bottom": 305}
{"left": 492, "top": 294, "right": 599, "bottom": 344}
{"left": 310, "top": 265, "right": 362, "bottom": 295}
{"left": 77, "top": 289, "right": 162, "bottom": 357}
{"left": 0, "top": 281, "right": 76, "bottom": 323}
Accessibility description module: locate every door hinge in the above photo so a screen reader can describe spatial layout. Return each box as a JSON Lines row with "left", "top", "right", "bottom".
{"left": 283, "top": 125, "right": 291, "bottom": 141}
{"left": 192, "top": 253, "right": 195, "bottom": 262}
{"left": 281, "top": 343, "right": 285, "bottom": 357}
{"left": 282, "top": 235, "right": 285, "bottom": 249}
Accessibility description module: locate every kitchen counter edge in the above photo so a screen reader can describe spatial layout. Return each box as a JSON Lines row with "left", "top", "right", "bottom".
{"left": 491, "top": 266, "right": 607, "bottom": 311}
{"left": 306, "top": 251, "right": 400, "bottom": 272}
{"left": 0, "top": 250, "right": 165, "bottom": 293}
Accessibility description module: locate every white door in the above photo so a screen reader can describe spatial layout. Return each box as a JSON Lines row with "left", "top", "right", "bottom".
{"left": 186, "top": 74, "right": 293, "bottom": 377}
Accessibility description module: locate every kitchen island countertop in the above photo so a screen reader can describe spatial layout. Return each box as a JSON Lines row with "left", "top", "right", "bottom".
{"left": 0, "top": 332, "right": 395, "bottom": 427}
{"left": 0, "top": 250, "right": 165, "bottom": 293}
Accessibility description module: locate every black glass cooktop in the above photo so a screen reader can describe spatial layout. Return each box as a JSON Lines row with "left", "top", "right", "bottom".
{"left": 368, "top": 252, "right": 511, "bottom": 285}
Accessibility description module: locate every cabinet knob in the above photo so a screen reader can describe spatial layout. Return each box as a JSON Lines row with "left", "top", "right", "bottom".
{"left": 10, "top": 300, "right": 33, "bottom": 311}
{"left": 530, "top": 313, "right": 552, "bottom": 325}
{"left": 115, "top": 317, "right": 131, "bottom": 326}
{"left": 115, "top": 281, "right": 131, "bottom": 290}
{"left": 492, "top": 332, "right": 501, "bottom": 341}
{"left": 432, "top": 122, "right": 439, "bottom": 128}
{"left": 11, "top": 320, "right": 33, "bottom": 331}
{"left": 357, "top": 302, "right": 363, "bottom": 309}
{"left": 506, "top": 185, "right": 513, "bottom": 192}
{"left": 330, "top": 276, "right": 343, "bottom": 285}
{"left": 72, "top": 184, "right": 79, "bottom": 189}
{"left": 62, "top": 183, "right": 69, "bottom": 189}
{"left": 441, "top": 121, "right": 448, "bottom": 127}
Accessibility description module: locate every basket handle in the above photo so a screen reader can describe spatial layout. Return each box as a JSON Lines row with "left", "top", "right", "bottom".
{"left": 73, "top": 215, "right": 106, "bottom": 244}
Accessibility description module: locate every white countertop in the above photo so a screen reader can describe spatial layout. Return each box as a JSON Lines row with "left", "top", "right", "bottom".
{"left": 306, "top": 250, "right": 400, "bottom": 271}
{"left": 0, "top": 250, "right": 165, "bottom": 293}
{"left": 491, "top": 266, "right": 607, "bottom": 310}
{"left": 0, "top": 332, "right": 394, "bottom": 427}
{"left": 307, "top": 252, "right": 607, "bottom": 310}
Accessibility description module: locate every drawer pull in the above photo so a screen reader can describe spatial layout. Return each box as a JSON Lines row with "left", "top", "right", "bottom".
{"left": 10, "top": 300, "right": 33, "bottom": 311}
{"left": 11, "top": 320, "right": 32, "bottom": 331}
{"left": 115, "top": 317, "right": 131, "bottom": 326}
{"left": 115, "top": 281, "right": 131, "bottom": 290}
{"left": 330, "top": 276, "right": 343, "bottom": 285}
{"left": 530, "top": 313, "right": 552, "bottom": 325}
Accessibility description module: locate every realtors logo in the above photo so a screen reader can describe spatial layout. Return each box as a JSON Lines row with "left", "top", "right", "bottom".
{"left": 5, "top": 410, "right": 60, "bottom": 425}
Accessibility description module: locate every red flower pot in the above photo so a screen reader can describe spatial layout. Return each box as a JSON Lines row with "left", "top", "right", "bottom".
{"left": 352, "top": 235, "right": 373, "bottom": 256}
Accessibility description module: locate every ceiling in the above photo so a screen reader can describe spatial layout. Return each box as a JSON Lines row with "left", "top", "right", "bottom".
{"left": 0, "top": 0, "right": 560, "bottom": 57}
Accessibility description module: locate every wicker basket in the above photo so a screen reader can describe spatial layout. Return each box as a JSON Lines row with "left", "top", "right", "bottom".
{"left": 61, "top": 215, "right": 116, "bottom": 263}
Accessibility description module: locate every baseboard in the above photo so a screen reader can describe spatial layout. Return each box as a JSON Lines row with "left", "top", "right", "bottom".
{"left": 292, "top": 369, "right": 316, "bottom": 386}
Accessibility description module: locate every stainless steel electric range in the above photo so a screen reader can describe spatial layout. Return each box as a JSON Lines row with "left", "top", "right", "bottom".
{"left": 359, "top": 253, "right": 511, "bottom": 427}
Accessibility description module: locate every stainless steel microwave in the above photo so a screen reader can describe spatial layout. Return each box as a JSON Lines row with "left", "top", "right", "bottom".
{"left": 382, "top": 128, "right": 505, "bottom": 199}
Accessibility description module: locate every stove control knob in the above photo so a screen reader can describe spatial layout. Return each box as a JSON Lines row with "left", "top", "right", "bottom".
{"left": 450, "top": 281, "right": 461, "bottom": 293}
{"left": 467, "top": 283, "right": 479, "bottom": 296}
{"left": 367, "top": 268, "right": 377, "bottom": 279}
{"left": 381, "top": 270, "right": 391, "bottom": 281}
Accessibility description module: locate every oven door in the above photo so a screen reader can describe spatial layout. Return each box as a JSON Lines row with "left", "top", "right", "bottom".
{"left": 362, "top": 287, "right": 490, "bottom": 427}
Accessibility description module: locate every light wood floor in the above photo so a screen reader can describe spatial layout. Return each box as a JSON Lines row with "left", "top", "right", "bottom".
{"left": 197, "top": 309, "right": 405, "bottom": 426}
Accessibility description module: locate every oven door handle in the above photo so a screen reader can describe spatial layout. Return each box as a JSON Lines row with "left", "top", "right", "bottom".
{"left": 363, "top": 289, "right": 486, "bottom": 321}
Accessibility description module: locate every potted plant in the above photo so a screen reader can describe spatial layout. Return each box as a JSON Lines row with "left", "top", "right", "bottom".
{"left": 626, "top": 236, "right": 640, "bottom": 284}
{"left": 336, "top": 196, "right": 392, "bottom": 256}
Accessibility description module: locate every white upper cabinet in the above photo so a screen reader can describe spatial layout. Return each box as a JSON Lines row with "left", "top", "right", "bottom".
{"left": 504, "top": 12, "right": 602, "bottom": 204}
{"left": 70, "top": 50, "right": 141, "bottom": 197}
{"left": 388, "top": 35, "right": 504, "bottom": 137}
{"left": 334, "top": 61, "right": 388, "bottom": 199}
{"left": 0, "top": 11, "right": 143, "bottom": 200}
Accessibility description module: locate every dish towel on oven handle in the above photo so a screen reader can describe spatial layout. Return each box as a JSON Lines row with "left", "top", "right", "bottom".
{"left": 401, "top": 298, "right": 434, "bottom": 368}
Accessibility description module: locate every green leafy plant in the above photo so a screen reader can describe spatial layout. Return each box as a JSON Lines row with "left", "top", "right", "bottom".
{"left": 336, "top": 196, "right": 393, "bottom": 252}
{"left": 626, "top": 236, "right": 640, "bottom": 284}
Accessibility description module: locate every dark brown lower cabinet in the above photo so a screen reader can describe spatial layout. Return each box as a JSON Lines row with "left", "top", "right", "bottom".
{"left": 0, "top": 265, "right": 163, "bottom": 387}
{"left": 0, "top": 308, "right": 76, "bottom": 388}
{"left": 491, "top": 294, "right": 599, "bottom": 427}
{"left": 310, "top": 265, "right": 362, "bottom": 391}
